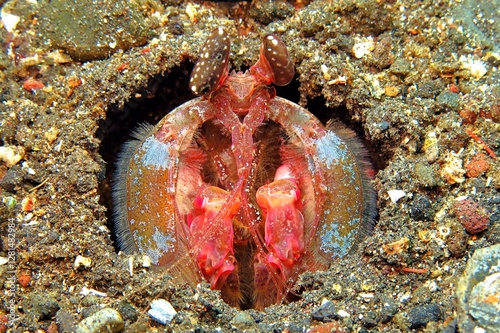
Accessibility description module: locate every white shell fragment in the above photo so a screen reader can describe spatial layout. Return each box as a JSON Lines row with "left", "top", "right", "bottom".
{"left": 148, "top": 299, "right": 177, "bottom": 325}
{"left": 0, "top": 145, "right": 25, "bottom": 167}
{"left": 387, "top": 189, "right": 406, "bottom": 203}
{"left": 460, "top": 55, "right": 488, "bottom": 79}
{"left": 1, "top": 11, "right": 20, "bottom": 32}
{"left": 74, "top": 255, "right": 92, "bottom": 269}
{"left": 352, "top": 36, "right": 374, "bottom": 59}
{"left": 79, "top": 287, "right": 107, "bottom": 297}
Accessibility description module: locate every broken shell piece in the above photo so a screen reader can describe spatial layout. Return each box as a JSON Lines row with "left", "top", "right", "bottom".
{"left": 387, "top": 189, "right": 406, "bottom": 203}
{"left": 74, "top": 255, "right": 92, "bottom": 269}
{"left": 80, "top": 287, "right": 107, "bottom": 297}
{"left": 418, "top": 230, "right": 436, "bottom": 243}
{"left": 423, "top": 131, "right": 439, "bottom": 163}
{"left": 327, "top": 76, "right": 347, "bottom": 85}
{"left": 0, "top": 145, "right": 25, "bottom": 167}
{"left": 383, "top": 237, "right": 409, "bottom": 255}
{"left": 440, "top": 152, "right": 465, "bottom": 184}
{"left": 148, "top": 299, "right": 177, "bottom": 325}
{"left": 459, "top": 55, "right": 488, "bottom": 79}
{"left": 1, "top": 12, "right": 20, "bottom": 32}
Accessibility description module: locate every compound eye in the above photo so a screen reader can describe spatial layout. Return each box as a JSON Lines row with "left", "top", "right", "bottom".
{"left": 189, "top": 27, "right": 230, "bottom": 96}
{"left": 261, "top": 34, "right": 294, "bottom": 86}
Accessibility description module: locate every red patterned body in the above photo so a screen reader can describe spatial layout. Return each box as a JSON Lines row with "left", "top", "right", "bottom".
{"left": 113, "top": 28, "right": 376, "bottom": 309}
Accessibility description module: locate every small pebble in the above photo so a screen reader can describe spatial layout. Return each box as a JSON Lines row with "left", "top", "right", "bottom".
{"left": 460, "top": 56, "right": 488, "bottom": 79}
{"left": 0, "top": 165, "right": 24, "bottom": 192}
{"left": 37, "top": 0, "right": 159, "bottom": 61}
{"left": 465, "top": 153, "right": 490, "bottom": 178}
{"left": 383, "top": 237, "right": 409, "bottom": 255}
{"left": 447, "top": 222, "right": 468, "bottom": 257}
{"left": 414, "top": 161, "right": 439, "bottom": 187}
{"left": 436, "top": 91, "right": 461, "bottom": 111}
{"left": 230, "top": 312, "right": 255, "bottom": 330}
{"left": 56, "top": 309, "right": 77, "bottom": 333}
{"left": 148, "top": 299, "right": 177, "bottom": 325}
{"left": 453, "top": 199, "right": 490, "bottom": 234}
{"left": 407, "top": 303, "right": 443, "bottom": 329}
{"left": 24, "top": 293, "right": 60, "bottom": 320}
{"left": 410, "top": 194, "right": 433, "bottom": 221}
{"left": 337, "top": 309, "right": 350, "bottom": 318}
{"left": 2, "top": 196, "right": 16, "bottom": 210}
{"left": 389, "top": 58, "right": 411, "bottom": 76}
{"left": 311, "top": 300, "right": 338, "bottom": 322}
{"left": 75, "top": 308, "right": 124, "bottom": 333}
{"left": 459, "top": 107, "right": 478, "bottom": 124}
{"left": 352, "top": 37, "right": 374, "bottom": 59}
{"left": 456, "top": 244, "right": 500, "bottom": 333}
{"left": 384, "top": 85, "right": 399, "bottom": 97}
{"left": 380, "top": 297, "right": 399, "bottom": 323}
{"left": 468, "top": 272, "right": 500, "bottom": 332}
{"left": 361, "top": 311, "right": 378, "bottom": 328}
{"left": 18, "top": 272, "right": 31, "bottom": 287}
{"left": 21, "top": 196, "right": 36, "bottom": 212}
{"left": 376, "top": 121, "right": 390, "bottom": 133}
{"left": 117, "top": 301, "right": 138, "bottom": 322}
{"left": 416, "top": 80, "right": 443, "bottom": 99}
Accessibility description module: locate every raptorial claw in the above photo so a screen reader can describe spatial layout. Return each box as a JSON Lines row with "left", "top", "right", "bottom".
{"left": 188, "top": 186, "right": 240, "bottom": 289}
{"left": 256, "top": 167, "right": 304, "bottom": 268}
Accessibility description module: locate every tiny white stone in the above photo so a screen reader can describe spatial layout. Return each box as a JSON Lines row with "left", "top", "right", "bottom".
{"left": 148, "top": 299, "right": 177, "bottom": 325}
{"left": 142, "top": 255, "right": 152, "bottom": 267}
{"left": 359, "top": 293, "right": 375, "bottom": 299}
{"left": 337, "top": 309, "right": 350, "bottom": 318}
{"left": 398, "top": 293, "right": 411, "bottom": 303}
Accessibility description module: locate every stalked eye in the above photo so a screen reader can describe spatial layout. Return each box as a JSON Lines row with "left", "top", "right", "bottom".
{"left": 189, "top": 27, "right": 230, "bottom": 96}
{"left": 261, "top": 34, "right": 294, "bottom": 86}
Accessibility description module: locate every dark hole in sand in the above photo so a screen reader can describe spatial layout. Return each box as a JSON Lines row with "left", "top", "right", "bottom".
{"left": 96, "top": 61, "right": 382, "bottom": 308}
